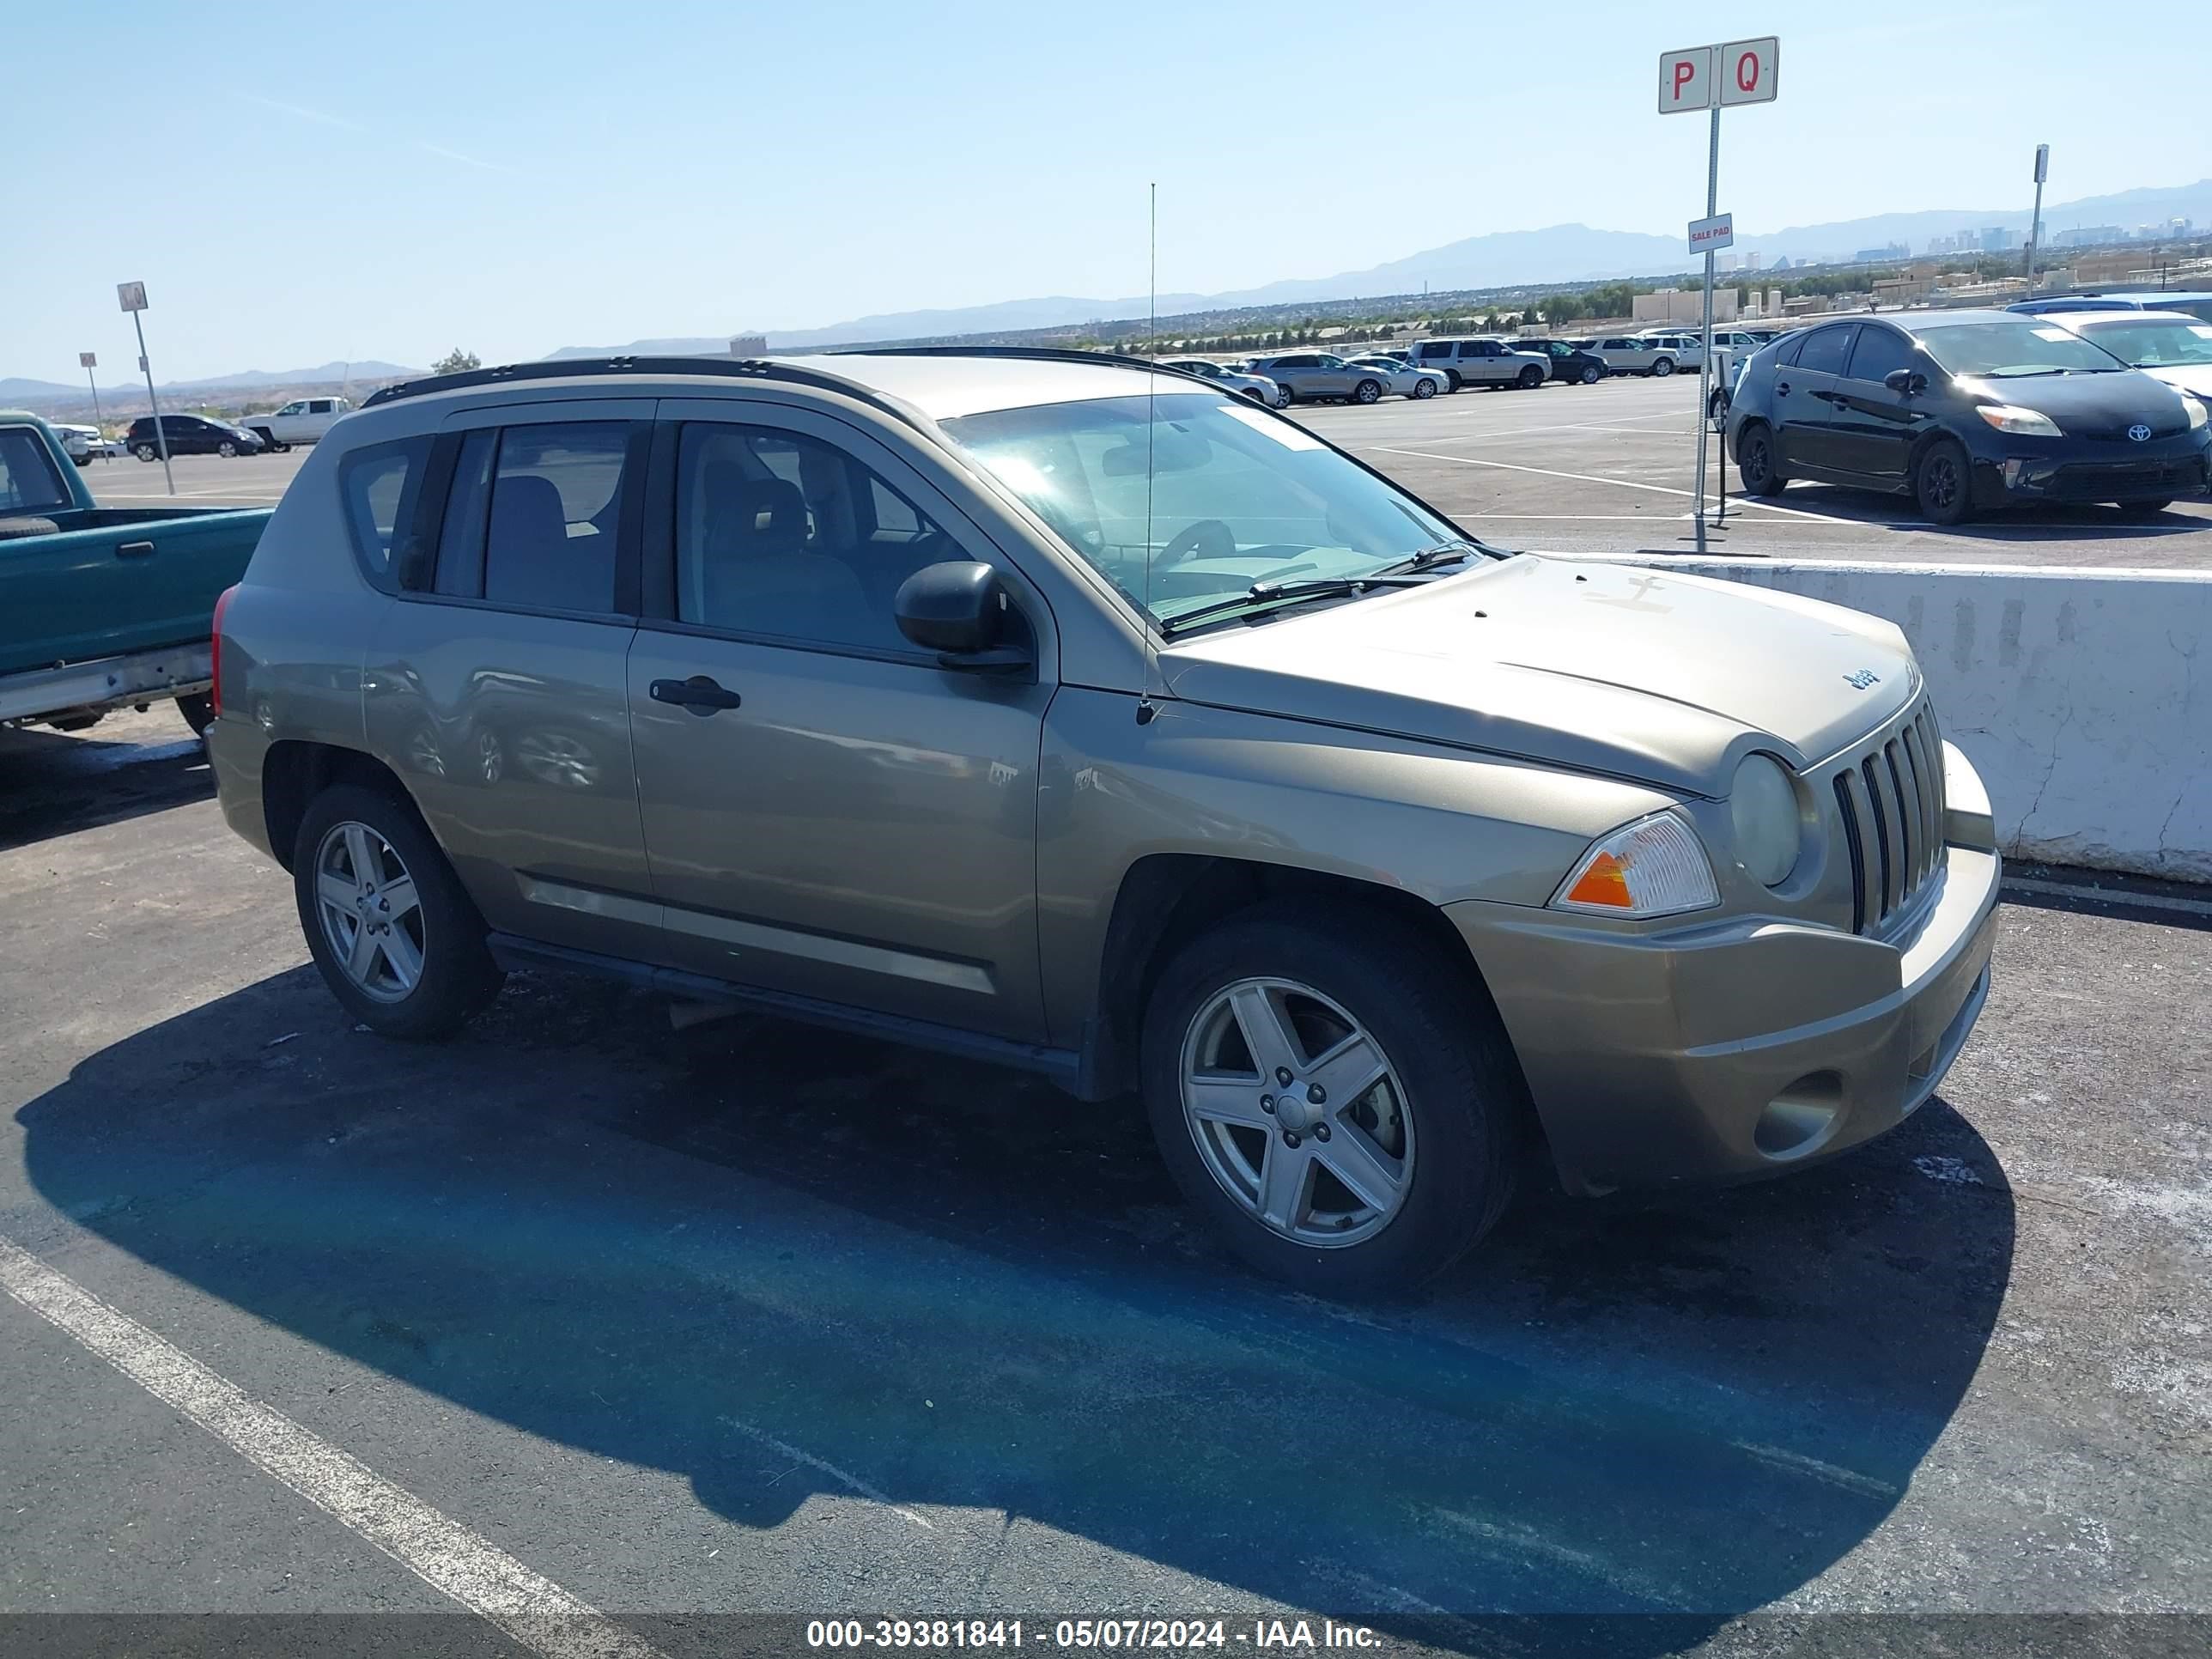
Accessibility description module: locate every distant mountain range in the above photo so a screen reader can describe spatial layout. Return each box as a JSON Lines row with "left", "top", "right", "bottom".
{"left": 11, "top": 179, "right": 2210, "bottom": 403}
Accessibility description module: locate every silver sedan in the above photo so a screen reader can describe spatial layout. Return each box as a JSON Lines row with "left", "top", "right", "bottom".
{"left": 1347, "top": 356, "right": 1446, "bottom": 401}
{"left": 1155, "top": 358, "right": 1287, "bottom": 408}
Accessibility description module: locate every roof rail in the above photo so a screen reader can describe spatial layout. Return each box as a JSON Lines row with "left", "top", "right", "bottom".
{"left": 359, "top": 354, "right": 929, "bottom": 431}
{"left": 839, "top": 343, "right": 1220, "bottom": 386}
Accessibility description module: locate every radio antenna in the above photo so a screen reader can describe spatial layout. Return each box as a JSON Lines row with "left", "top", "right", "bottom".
{"left": 1138, "top": 180, "right": 1160, "bottom": 725}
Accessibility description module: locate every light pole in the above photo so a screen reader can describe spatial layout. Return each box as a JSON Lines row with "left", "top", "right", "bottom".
{"left": 2024, "top": 143, "right": 2049, "bottom": 291}
{"left": 78, "top": 353, "right": 108, "bottom": 462}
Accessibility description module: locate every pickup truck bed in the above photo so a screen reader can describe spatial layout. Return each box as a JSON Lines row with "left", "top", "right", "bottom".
{"left": 3, "top": 412, "right": 269, "bottom": 730}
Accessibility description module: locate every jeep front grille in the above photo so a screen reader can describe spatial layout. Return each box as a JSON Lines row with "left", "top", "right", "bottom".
{"left": 1829, "top": 701, "right": 1946, "bottom": 934}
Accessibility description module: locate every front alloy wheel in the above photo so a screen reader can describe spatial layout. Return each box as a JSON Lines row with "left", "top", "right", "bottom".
{"left": 1354, "top": 379, "right": 1382, "bottom": 404}
{"left": 1180, "top": 978, "right": 1413, "bottom": 1248}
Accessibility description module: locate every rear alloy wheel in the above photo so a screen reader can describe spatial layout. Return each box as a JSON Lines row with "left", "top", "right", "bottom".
{"left": 1736, "top": 422, "right": 1786, "bottom": 496}
{"left": 1353, "top": 379, "right": 1383, "bottom": 405}
{"left": 1914, "top": 438, "right": 1974, "bottom": 526}
{"left": 293, "top": 783, "right": 504, "bottom": 1039}
{"left": 1516, "top": 365, "right": 1545, "bottom": 389}
{"left": 1652, "top": 356, "right": 1676, "bottom": 377}
{"left": 1413, "top": 377, "right": 1437, "bottom": 399}
{"left": 1579, "top": 362, "right": 1601, "bottom": 385}
{"left": 1141, "top": 902, "right": 1523, "bottom": 1298}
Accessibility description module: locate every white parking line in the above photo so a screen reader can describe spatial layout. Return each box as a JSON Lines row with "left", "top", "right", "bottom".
{"left": 1371, "top": 445, "right": 1868, "bottom": 525}
{"left": 0, "top": 1235, "right": 665, "bottom": 1659}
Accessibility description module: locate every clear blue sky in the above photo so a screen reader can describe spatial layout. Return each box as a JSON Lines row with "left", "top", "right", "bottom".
{"left": 8, "top": 0, "right": 2208, "bottom": 383}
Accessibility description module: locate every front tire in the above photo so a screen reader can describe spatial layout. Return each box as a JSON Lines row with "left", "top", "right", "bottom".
{"left": 1444, "top": 370, "right": 1463, "bottom": 392}
{"left": 1412, "top": 377, "right": 1437, "bottom": 399}
{"left": 217, "top": 440, "right": 238, "bottom": 458}
{"left": 1353, "top": 379, "right": 1382, "bottom": 405}
{"left": 1578, "top": 363, "right": 1601, "bottom": 385}
{"left": 1516, "top": 365, "right": 1545, "bottom": 389}
{"left": 1736, "top": 422, "right": 1786, "bottom": 496}
{"left": 1914, "top": 438, "right": 1974, "bottom": 526}
{"left": 1140, "top": 902, "right": 1523, "bottom": 1298}
{"left": 292, "top": 782, "right": 504, "bottom": 1040}
{"left": 1652, "top": 356, "right": 1676, "bottom": 377}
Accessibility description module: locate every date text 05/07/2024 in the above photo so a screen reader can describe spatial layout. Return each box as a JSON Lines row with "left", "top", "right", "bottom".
{"left": 805, "top": 1620, "right": 1387, "bottom": 1650}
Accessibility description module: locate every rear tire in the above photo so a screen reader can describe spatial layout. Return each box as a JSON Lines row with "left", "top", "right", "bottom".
{"left": 1736, "top": 422, "right": 1786, "bottom": 496}
{"left": 1140, "top": 901, "right": 1523, "bottom": 1299}
{"left": 134, "top": 443, "right": 157, "bottom": 461}
{"left": 292, "top": 782, "right": 505, "bottom": 1040}
{"left": 1914, "top": 438, "right": 1974, "bottom": 526}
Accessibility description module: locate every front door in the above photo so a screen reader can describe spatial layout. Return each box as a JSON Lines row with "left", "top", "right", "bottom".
{"left": 1826, "top": 325, "right": 1930, "bottom": 483}
{"left": 626, "top": 403, "right": 1054, "bottom": 1041}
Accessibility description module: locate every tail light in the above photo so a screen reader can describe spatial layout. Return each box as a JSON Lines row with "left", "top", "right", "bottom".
{"left": 210, "top": 584, "right": 239, "bottom": 718}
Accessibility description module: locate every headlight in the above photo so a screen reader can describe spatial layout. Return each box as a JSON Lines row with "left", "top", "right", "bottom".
{"left": 2185, "top": 395, "right": 2208, "bottom": 431}
{"left": 1550, "top": 811, "right": 1719, "bottom": 918}
{"left": 1729, "top": 753, "right": 1801, "bottom": 887}
{"left": 1976, "top": 403, "right": 2063, "bottom": 437}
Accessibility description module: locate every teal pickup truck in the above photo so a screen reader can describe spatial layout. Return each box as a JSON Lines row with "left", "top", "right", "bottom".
{"left": 2, "top": 411, "right": 269, "bottom": 736}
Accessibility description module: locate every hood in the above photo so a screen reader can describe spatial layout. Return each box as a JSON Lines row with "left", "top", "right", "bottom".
{"left": 1961, "top": 368, "right": 2197, "bottom": 436}
{"left": 2140, "top": 363, "right": 2212, "bottom": 403}
{"left": 1161, "top": 556, "right": 1917, "bottom": 795}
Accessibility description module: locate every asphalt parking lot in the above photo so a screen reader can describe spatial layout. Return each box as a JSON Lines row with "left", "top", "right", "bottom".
{"left": 3, "top": 707, "right": 2209, "bottom": 1653}
{"left": 88, "top": 375, "right": 2212, "bottom": 568}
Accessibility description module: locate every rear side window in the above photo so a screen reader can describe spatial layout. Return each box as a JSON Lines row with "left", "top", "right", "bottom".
{"left": 337, "top": 436, "right": 430, "bottom": 585}
{"left": 0, "top": 427, "right": 70, "bottom": 514}
{"left": 477, "top": 423, "right": 633, "bottom": 615}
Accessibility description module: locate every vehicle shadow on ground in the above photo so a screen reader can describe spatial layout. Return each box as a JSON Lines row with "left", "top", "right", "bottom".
{"left": 16, "top": 966, "right": 2016, "bottom": 1654}
{"left": 0, "top": 721, "right": 212, "bottom": 853}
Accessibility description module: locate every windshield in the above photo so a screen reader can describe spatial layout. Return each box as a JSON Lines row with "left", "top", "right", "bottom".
{"left": 1922, "top": 319, "right": 2126, "bottom": 378}
{"left": 2076, "top": 317, "right": 2212, "bottom": 368}
{"left": 941, "top": 392, "right": 1479, "bottom": 629}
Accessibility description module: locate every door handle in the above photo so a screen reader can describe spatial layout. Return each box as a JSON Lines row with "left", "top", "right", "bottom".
{"left": 116, "top": 540, "right": 155, "bottom": 559}
{"left": 649, "top": 675, "right": 742, "bottom": 715}
{"left": 1775, "top": 381, "right": 1791, "bottom": 397}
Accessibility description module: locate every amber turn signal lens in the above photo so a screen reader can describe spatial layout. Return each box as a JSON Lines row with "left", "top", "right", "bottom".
{"left": 1564, "top": 851, "right": 1633, "bottom": 908}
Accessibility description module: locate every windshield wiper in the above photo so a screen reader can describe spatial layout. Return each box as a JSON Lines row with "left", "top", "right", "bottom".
{"left": 1158, "top": 576, "right": 1425, "bottom": 637}
{"left": 1372, "top": 540, "right": 1485, "bottom": 576}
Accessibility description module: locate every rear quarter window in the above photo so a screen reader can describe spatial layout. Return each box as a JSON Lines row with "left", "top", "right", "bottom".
{"left": 337, "top": 436, "right": 432, "bottom": 591}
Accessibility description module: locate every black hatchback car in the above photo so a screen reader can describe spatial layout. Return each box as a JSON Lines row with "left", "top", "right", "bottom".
{"left": 1725, "top": 309, "right": 2210, "bottom": 524}
{"left": 125, "top": 414, "right": 265, "bottom": 460}
{"left": 1511, "top": 338, "right": 1609, "bottom": 386}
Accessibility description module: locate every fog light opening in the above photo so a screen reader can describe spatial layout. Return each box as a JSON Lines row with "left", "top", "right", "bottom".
{"left": 1755, "top": 1072, "right": 1843, "bottom": 1160}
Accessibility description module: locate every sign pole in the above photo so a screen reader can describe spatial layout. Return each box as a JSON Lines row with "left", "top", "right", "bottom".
{"left": 132, "top": 311, "right": 174, "bottom": 495}
{"left": 2024, "top": 143, "right": 2049, "bottom": 290}
{"left": 1694, "top": 102, "right": 1720, "bottom": 525}
{"left": 79, "top": 353, "right": 107, "bottom": 463}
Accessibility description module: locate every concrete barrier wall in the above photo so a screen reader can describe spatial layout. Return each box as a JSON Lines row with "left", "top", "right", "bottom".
{"left": 1601, "top": 559, "right": 2212, "bottom": 883}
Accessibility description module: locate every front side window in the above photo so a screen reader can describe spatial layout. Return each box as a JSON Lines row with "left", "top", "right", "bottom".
{"left": 1922, "top": 320, "right": 2125, "bottom": 379}
{"left": 0, "top": 427, "right": 70, "bottom": 514}
{"left": 673, "top": 422, "right": 958, "bottom": 653}
{"left": 477, "top": 422, "right": 631, "bottom": 613}
{"left": 1844, "top": 327, "right": 1917, "bottom": 385}
{"left": 276, "top": 402, "right": 305, "bottom": 416}
{"left": 1792, "top": 326, "right": 1856, "bottom": 375}
{"left": 944, "top": 392, "right": 1469, "bottom": 631}
{"left": 337, "top": 436, "right": 431, "bottom": 584}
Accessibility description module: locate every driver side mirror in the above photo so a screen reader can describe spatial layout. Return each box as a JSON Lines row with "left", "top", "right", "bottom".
{"left": 895, "top": 562, "right": 1032, "bottom": 675}
{"left": 1884, "top": 368, "right": 1929, "bottom": 395}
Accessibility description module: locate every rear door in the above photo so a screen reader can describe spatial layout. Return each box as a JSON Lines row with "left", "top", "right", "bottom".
{"left": 1827, "top": 324, "right": 1929, "bottom": 483}
{"left": 626, "top": 402, "right": 1054, "bottom": 1039}
{"left": 1771, "top": 324, "right": 1856, "bottom": 471}
{"left": 362, "top": 400, "right": 663, "bottom": 964}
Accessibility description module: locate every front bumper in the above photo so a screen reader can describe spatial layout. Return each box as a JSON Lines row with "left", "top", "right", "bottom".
{"left": 1971, "top": 433, "right": 2210, "bottom": 507}
{"left": 1448, "top": 784, "right": 2002, "bottom": 1198}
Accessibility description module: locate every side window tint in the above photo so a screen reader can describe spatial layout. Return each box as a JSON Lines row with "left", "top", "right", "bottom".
{"left": 482, "top": 422, "right": 630, "bottom": 614}
{"left": 1794, "top": 326, "right": 1856, "bottom": 375}
{"left": 0, "top": 426, "right": 71, "bottom": 514}
{"left": 1845, "top": 327, "right": 1917, "bottom": 385}
{"left": 337, "top": 436, "right": 430, "bottom": 585}
{"left": 675, "top": 422, "right": 960, "bottom": 654}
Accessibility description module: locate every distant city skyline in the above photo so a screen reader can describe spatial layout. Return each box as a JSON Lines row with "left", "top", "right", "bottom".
{"left": 6, "top": 1, "right": 2210, "bottom": 382}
